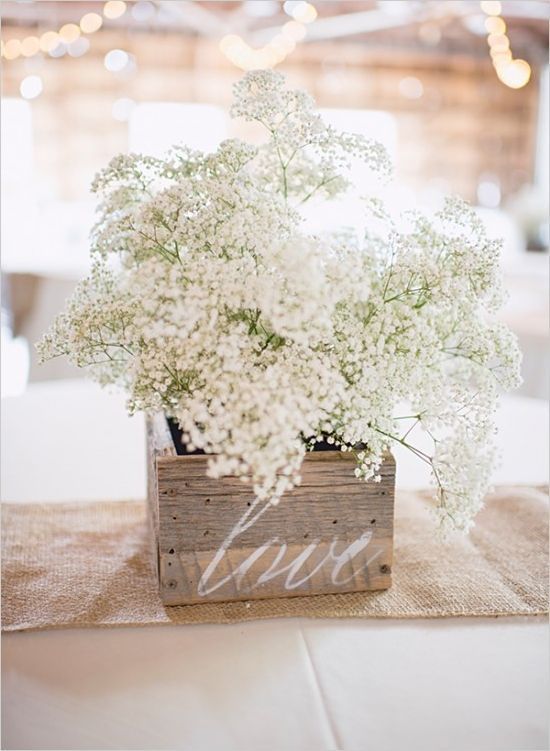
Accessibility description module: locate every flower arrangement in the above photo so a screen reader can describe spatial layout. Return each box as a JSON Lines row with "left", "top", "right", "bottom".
{"left": 38, "top": 70, "right": 520, "bottom": 534}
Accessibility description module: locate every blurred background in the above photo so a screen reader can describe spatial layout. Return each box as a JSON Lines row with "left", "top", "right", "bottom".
{"left": 1, "top": 0, "right": 548, "bottom": 399}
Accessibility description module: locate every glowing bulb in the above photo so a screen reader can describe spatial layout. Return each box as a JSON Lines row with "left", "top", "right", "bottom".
{"left": 103, "top": 1, "right": 127, "bottom": 19}
{"left": 104, "top": 48, "right": 130, "bottom": 71}
{"left": 68, "top": 37, "right": 90, "bottom": 57}
{"left": 480, "top": 1, "right": 501, "bottom": 15}
{"left": 282, "top": 21, "right": 307, "bottom": 41}
{"left": 80, "top": 12, "right": 103, "bottom": 33}
{"left": 490, "top": 45, "right": 511, "bottom": 58}
{"left": 4, "top": 39, "right": 22, "bottom": 60}
{"left": 40, "top": 31, "right": 60, "bottom": 52}
{"left": 292, "top": 2, "right": 317, "bottom": 23}
{"left": 491, "top": 49, "right": 512, "bottom": 66}
{"left": 484, "top": 16, "right": 506, "bottom": 34}
{"left": 496, "top": 59, "right": 531, "bottom": 89}
{"left": 20, "top": 75, "right": 43, "bottom": 100}
{"left": 49, "top": 42, "right": 68, "bottom": 58}
{"left": 487, "top": 33, "right": 510, "bottom": 51}
{"left": 59, "top": 24, "right": 81, "bottom": 43}
{"left": 21, "top": 36, "right": 40, "bottom": 57}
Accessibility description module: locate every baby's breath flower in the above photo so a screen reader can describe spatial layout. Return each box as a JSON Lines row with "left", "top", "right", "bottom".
{"left": 37, "top": 70, "right": 521, "bottom": 532}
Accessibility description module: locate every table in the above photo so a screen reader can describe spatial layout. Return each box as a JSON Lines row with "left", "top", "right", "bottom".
{"left": 2, "top": 380, "right": 548, "bottom": 751}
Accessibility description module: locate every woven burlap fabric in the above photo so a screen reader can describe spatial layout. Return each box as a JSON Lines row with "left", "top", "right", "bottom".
{"left": 1, "top": 486, "right": 548, "bottom": 632}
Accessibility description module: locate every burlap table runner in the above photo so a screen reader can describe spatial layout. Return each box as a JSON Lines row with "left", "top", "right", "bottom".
{"left": 1, "top": 486, "right": 547, "bottom": 632}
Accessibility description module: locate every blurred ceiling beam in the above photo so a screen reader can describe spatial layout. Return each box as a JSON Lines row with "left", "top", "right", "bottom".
{"left": 255, "top": 1, "right": 549, "bottom": 44}
{"left": 156, "top": 1, "right": 227, "bottom": 36}
{"left": 256, "top": 10, "right": 416, "bottom": 43}
{"left": 1, "top": 0, "right": 547, "bottom": 45}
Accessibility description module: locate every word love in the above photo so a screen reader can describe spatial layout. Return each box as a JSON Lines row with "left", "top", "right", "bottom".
{"left": 197, "top": 498, "right": 383, "bottom": 597}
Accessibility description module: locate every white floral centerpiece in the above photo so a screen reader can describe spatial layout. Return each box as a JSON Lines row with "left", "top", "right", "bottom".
{"left": 39, "top": 70, "right": 520, "bottom": 534}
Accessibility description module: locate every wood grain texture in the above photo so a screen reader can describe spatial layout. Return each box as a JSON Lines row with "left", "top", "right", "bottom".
{"left": 146, "top": 415, "right": 395, "bottom": 606}
{"left": 146, "top": 414, "right": 176, "bottom": 577}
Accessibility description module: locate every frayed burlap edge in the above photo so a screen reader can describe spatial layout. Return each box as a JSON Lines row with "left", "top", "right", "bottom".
{"left": 1, "top": 486, "right": 548, "bottom": 632}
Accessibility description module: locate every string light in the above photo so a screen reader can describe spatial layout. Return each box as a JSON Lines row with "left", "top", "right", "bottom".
{"left": 104, "top": 48, "right": 130, "bottom": 72}
{"left": 103, "top": 1, "right": 127, "bottom": 20}
{"left": 68, "top": 37, "right": 91, "bottom": 58}
{"left": 80, "top": 13, "right": 103, "bottom": 34}
{"left": 2, "top": 1, "right": 120, "bottom": 61}
{"left": 39, "top": 31, "right": 60, "bottom": 52}
{"left": 20, "top": 74, "right": 43, "bottom": 99}
{"left": 290, "top": 2, "right": 317, "bottom": 24}
{"left": 220, "top": 3, "right": 315, "bottom": 69}
{"left": 480, "top": 1, "right": 531, "bottom": 89}
{"left": 480, "top": 1, "right": 502, "bottom": 15}
{"left": 20, "top": 36, "right": 40, "bottom": 57}
{"left": 3, "top": 39, "right": 22, "bottom": 60}
{"left": 59, "top": 23, "right": 81, "bottom": 44}
{"left": 496, "top": 59, "right": 531, "bottom": 89}
{"left": 484, "top": 16, "right": 506, "bottom": 35}
{"left": 49, "top": 43, "right": 67, "bottom": 59}
{"left": 487, "top": 33, "right": 509, "bottom": 51}
{"left": 491, "top": 50, "right": 512, "bottom": 66}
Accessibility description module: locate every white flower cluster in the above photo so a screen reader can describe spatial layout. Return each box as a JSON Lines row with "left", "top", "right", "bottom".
{"left": 38, "top": 70, "right": 521, "bottom": 533}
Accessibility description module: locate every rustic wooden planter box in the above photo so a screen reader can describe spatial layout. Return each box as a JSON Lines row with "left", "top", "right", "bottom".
{"left": 147, "top": 414, "right": 396, "bottom": 606}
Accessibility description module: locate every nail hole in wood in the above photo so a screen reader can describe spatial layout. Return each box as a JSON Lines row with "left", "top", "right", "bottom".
{"left": 205, "top": 498, "right": 210, "bottom": 505}
{"left": 303, "top": 533, "right": 309, "bottom": 539}
{"left": 247, "top": 501, "right": 251, "bottom": 507}
{"left": 168, "top": 488, "right": 176, "bottom": 497}
{"left": 172, "top": 516, "right": 177, "bottom": 521}
{"left": 332, "top": 519, "right": 338, "bottom": 524}
{"left": 168, "top": 548, "right": 175, "bottom": 554}
{"left": 203, "top": 530, "right": 209, "bottom": 536}
{"left": 370, "top": 519, "right": 376, "bottom": 524}
{"left": 380, "top": 564, "right": 391, "bottom": 574}
{"left": 168, "top": 562, "right": 172, "bottom": 566}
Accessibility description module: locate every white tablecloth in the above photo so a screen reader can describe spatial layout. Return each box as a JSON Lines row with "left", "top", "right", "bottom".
{"left": 1, "top": 380, "right": 548, "bottom": 751}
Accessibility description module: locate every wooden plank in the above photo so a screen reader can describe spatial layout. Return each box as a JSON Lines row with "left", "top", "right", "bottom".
{"left": 146, "top": 415, "right": 177, "bottom": 578}
{"left": 148, "top": 413, "right": 395, "bottom": 606}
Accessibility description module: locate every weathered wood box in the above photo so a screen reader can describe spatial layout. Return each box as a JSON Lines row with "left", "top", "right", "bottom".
{"left": 147, "top": 414, "right": 395, "bottom": 606}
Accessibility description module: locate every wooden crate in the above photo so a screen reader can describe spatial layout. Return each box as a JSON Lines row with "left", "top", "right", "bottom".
{"left": 147, "top": 414, "right": 395, "bottom": 606}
